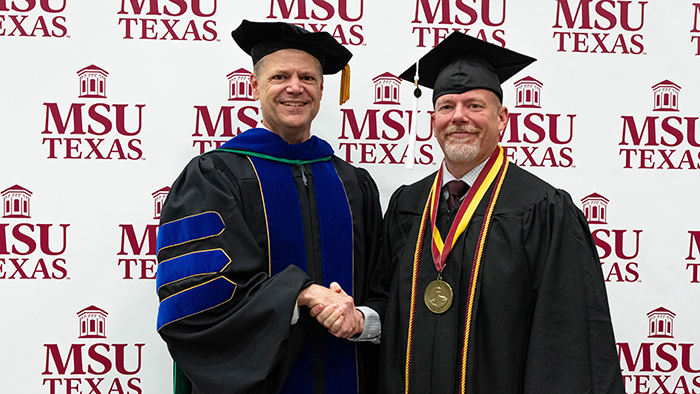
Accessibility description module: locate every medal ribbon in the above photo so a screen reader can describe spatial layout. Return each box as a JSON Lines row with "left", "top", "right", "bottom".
{"left": 429, "top": 146, "right": 506, "bottom": 273}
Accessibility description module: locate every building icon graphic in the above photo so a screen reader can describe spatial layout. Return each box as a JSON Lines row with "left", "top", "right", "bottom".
{"left": 372, "top": 72, "right": 401, "bottom": 105}
{"left": 514, "top": 76, "right": 543, "bottom": 108}
{"left": 580, "top": 193, "right": 609, "bottom": 225}
{"left": 152, "top": 187, "right": 170, "bottom": 220}
{"left": 227, "top": 68, "right": 254, "bottom": 101}
{"left": 77, "top": 65, "right": 109, "bottom": 99}
{"left": 2, "top": 185, "right": 32, "bottom": 219}
{"left": 77, "top": 306, "right": 108, "bottom": 339}
{"left": 647, "top": 307, "right": 675, "bottom": 338}
{"left": 652, "top": 80, "right": 680, "bottom": 112}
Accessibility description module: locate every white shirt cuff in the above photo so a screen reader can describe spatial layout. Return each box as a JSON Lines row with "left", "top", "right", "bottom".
{"left": 349, "top": 306, "right": 381, "bottom": 344}
{"left": 291, "top": 300, "right": 300, "bottom": 325}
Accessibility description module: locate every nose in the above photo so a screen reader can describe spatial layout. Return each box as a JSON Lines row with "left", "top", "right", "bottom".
{"left": 285, "top": 76, "right": 305, "bottom": 94}
{"left": 450, "top": 103, "right": 469, "bottom": 125}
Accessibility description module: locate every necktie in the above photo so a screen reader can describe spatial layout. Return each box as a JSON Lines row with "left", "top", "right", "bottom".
{"left": 445, "top": 180, "right": 469, "bottom": 211}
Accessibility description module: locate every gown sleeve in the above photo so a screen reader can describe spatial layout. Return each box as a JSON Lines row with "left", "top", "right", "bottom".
{"left": 364, "top": 184, "right": 407, "bottom": 322}
{"left": 155, "top": 153, "right": 313, "bottom": 394}
{"left": 522, "top": 189, "right": 625, "bottom": 394}
{"left": 353, "top": 166, "right": 384, "bottom": 304}
{"left": 346, "top": 165, "right": 384, "bottom": 393}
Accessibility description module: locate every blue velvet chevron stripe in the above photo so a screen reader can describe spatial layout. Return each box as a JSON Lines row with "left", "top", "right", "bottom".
{"left": 156, "top": 211, "right": 225, "bottom": 253}
{"left": 156, "top": 249, "right": 231, "bottom": 291}
{"left": 156, "top": 213, "right": 230, "bottom": 331}
{"left": 157, "top": 277, "right": 237, "bottom": 330}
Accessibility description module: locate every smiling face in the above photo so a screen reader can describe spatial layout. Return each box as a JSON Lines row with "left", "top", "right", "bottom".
{"left": 432, "top": 88, "right": 508, "bottom": 178}
{"left": 251, "top": 48, "right": 324, "bottom": 144}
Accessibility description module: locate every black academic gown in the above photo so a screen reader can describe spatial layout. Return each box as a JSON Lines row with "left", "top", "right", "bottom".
{"left": 367, "top": 163, "right": 625, "bottom": 394}
{"left": 156, "top": 143, "right": 382, "bottom": 394}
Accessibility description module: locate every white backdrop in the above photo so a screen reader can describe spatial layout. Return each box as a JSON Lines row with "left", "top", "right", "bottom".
{"left": 2, "top": 0, "right": 700, "bottom": 392}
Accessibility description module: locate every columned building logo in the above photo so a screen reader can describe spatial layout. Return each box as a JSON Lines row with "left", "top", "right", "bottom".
{"left": 152, "top": 187, "right": 170, "bottom": 220}
{"left": 77, "top": 306, "right": 108, "bottom": 339}
{"left": 227, "top": 69, "right": 254, "bottom": 101}
{"left": 514, "top": 76, "right": 543, "bottom": 108}
{"left": 581, "top": 193, "right": 609, "bottom": 224}
{"left": 2, "top": 184, "right": 32, "bottom": 218}
{"left": 647, "top": 307, "right": 675, "bottom": 338}
{"left": 372, "top": 72, "right": 401, "bottom": 105}
{"left": 652, "top": 80, "right": 680, "bottom": 112}
{"left": 77, "top": 65, "right": 109, "bottom": 99}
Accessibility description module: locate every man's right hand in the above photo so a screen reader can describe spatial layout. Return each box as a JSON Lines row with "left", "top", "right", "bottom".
{"left": 297, "top": 283, "right": 363, "bottom": 338}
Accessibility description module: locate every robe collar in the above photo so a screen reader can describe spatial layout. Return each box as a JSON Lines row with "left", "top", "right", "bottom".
{"left": 218, "top": 128, "right": 334, "bottom": 163}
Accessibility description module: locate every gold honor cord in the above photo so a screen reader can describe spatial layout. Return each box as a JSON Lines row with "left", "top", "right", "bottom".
{"left": 459, "top": 157, "right": 509, "bottom": 394}
{"left": 404, "top": 182, "right": 435, "bottom": 394}
{"left": 403, "top": 146, "right": 508, "bottom": 393}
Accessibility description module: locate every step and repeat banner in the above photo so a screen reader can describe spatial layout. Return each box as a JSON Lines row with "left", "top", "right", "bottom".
{"left": 2, "top": 0, "right": 700, "bottom": 392}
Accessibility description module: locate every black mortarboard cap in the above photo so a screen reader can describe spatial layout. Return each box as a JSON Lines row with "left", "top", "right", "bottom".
{"left": 231, "top": 19, "right": 352, "bottom": 75}
{"left": 399, "top": 32, "right": 536, "bottom": 104}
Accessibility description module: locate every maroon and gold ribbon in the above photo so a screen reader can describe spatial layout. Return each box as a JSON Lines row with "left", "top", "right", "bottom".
{"left": 429, "top": 146, "right": 506, "bottom": 273}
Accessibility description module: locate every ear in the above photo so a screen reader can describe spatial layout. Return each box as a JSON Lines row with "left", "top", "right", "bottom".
{"left": 497, "top": 105, "right": 509, "bottom": 131}
{"left": 319, "top": 77, "right": 324, "bottom": 99}
{"left": 251, "top": 74, "right": 260, "bottom": 101}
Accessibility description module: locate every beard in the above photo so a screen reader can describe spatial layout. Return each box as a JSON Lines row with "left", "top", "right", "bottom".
{"left": 441, "top": 124, "right": 481, "bottom": 163}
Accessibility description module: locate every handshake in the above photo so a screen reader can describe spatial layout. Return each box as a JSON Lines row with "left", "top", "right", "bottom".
{"left": 297, "top": 282, "right": 364, "bottom": 339}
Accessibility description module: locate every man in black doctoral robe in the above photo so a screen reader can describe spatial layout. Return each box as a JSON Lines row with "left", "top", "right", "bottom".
{"left": 365, "top": 32, "right": 625, "bottom": 394}
{"left": 155, "top": 20, "right": 382, "bottom": 394}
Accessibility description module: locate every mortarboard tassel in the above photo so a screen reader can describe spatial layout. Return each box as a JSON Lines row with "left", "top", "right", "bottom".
{"left": 405, "top": 61, "right": 420, "bottom": 169}
{"left": 339, "top": 64, "right": 351, "bottom": 105}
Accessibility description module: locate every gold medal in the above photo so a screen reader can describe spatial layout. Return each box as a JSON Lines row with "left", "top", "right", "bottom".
{"left": 424, "top": 279, "right": 453, "bottom": 314}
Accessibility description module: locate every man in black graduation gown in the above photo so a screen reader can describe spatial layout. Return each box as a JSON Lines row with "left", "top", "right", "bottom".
{"left": 155, "top": 20, "right": 382, "bottom": 394}
{"left": 365, "top": 33, "right": 625, "bottom": 394}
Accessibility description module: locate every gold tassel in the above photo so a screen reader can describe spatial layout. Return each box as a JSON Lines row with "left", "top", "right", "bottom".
{"left": 339, "top": 64, "right": 350, "bottom": 105}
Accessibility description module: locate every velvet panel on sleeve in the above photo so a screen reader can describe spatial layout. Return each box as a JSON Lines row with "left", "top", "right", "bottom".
{"left": 156, "top": 153, "right": 313, "bottom": 394}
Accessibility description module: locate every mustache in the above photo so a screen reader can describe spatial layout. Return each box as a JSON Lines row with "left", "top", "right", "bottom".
{"left": 444, "top": 124, "right": 479, "bottom": 135}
